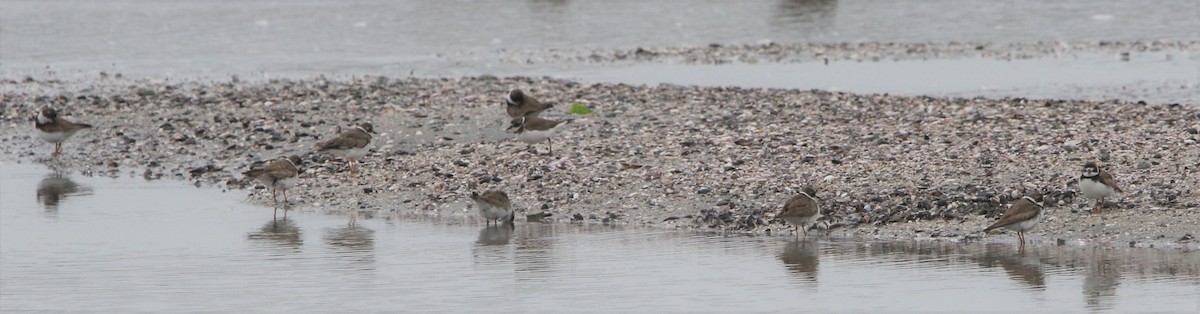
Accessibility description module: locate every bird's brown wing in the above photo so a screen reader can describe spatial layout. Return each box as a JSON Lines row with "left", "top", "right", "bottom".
{"left": 1099, "top": 170, "right": 1122, "bottom": 193}
{"left": 243, "top": 159, "right": 297, "bottom": 181}
{"left": 37, "top": 119, "right": 92, "bottom": 133}
{"left": 521, "top": 117, "right": 564, "bottom": 132}
{"left": 317, "top": 130, "right": 370, "bottom": 150}
{"left": 506, "top": 103, "right": 524, "bottom": 119}
{"left": 779, "top": 195, "right": 818, "bottom": 218}
{"left": 985, "top": 199, "right": 1041, "bottom": 231}
{"left": 506, "top": 97, "right": 551, "bottom": 119}
{"left": 479, "top": 191, "right": 512, "bottom": 209}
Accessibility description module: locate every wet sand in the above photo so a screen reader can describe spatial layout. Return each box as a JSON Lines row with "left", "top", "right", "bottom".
{"left": 2, "top": 73, "right": 1196, "bottom": 249}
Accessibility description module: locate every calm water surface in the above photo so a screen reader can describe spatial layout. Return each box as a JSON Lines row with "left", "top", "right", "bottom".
{"left": 2, "top": 0, "right": 1196, "bottom": 80}
{"left": 546, "top": 52, "right": 1200, "bottom": 104}
{"left": 1, "top": 162, "right": 1198, "bottom": 312}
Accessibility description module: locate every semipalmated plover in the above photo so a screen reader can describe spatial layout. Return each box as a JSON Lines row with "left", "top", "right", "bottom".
{"left": 779, "top": 187, "right": 822, "bottom": 237}
{"left": 984, "top": 192, "right": 1045, "bottom": 245}
{"left": 470, "top": 190, "right": 514, "bottom": 225}
{"left": 1079, "top": 162, "right": 1122, "bottom": 214}
{"left": 34, "top": 108, "right": 93, "bottom": 157}
{"left": 505, "top": 89, "right": 553, "bottom": 130}
{"left": 316, "top": 123, "right": 374, "bottom": 174}
{"left": 515, "top": 114, "right": 571, "bottom": 155}
{"left": 243, "top": 155, "right": 302, "bottom": 216}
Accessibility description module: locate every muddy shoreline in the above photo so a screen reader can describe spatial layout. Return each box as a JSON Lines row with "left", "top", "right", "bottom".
{"left": 2, "top": 75, "right": 1197, "bottom": 249}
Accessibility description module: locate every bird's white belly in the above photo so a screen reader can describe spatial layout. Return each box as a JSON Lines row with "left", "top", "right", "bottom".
{"left": 782, "top": 214, "right": 821, "bottom": 228}
{"left": 273, "top": 177, "right": 296, "bottom": 190}
{"left": 1006, "top": 211, "right": 1042, "bottom": 232}
{"left": 517, "top": 129, "right": 555, "bottom": 144}
{"left": 476, "top": 202, "right": 513, "bottom": 220}
{"left": 342, "top": 148, "right": 368, "bottom": 160}
{"left": 1079, "top": 179, "right": 1115, "bottom": 199}
{"left": 327, "top": 148, "right": 368, "bottom": 160}
{"left": 38, "top": 130, "right": 76, "bottom": 143}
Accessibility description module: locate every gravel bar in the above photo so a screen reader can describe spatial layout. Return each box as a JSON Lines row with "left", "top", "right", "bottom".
{"left": 2, "top": 76, "right": 1197, "bottom": 248}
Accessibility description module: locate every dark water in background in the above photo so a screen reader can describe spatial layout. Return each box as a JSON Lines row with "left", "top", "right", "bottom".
{"left": 1, "top": 162, "right": 1198, "bottom": 312}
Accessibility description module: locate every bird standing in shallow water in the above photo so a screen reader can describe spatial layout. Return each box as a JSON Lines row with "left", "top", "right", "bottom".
{"left": 34, "top": 108, "right": 92, "bottom": 157}
{"left": 470, "top": 190, "right": 514, "bottom": 226}
{"left": 316, "top": 123, "right": 374, "bottom": 175}
{"left": 243, "top": 155, "right": 302, "bottom": 218}
{"left": 1078, "top": 162, "right": 1122, "bottom": 214}
{"left": 779, "top": 187, "right": 822, "bottom": 238}
{"left": 984, "top": 192, "right": 1045, "bottom": 246}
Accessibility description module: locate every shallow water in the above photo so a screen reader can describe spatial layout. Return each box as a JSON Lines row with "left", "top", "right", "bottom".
{"left": 1, "top": 162, "right": 1198, "bottom": 312}
{"left": 1, "top": 0, "right": 1196, "bottom": 80}
{"left": 545, "top": 52, "right": 1200, "bottom": 104}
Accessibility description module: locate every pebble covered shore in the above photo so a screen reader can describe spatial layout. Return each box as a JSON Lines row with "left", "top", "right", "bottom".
{"left": 2, "top": 74, "right": 1197, "bottom": 247}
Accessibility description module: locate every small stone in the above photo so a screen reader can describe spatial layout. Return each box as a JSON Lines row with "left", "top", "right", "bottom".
{"left": 363, "top": 187, "right": 374, "bottom": 194}
{"left": 1137, "top": 160, "right": 1151, "bottom": 169}
{"left": 698, "top": 187, "right": 712, "bottom": 194}
{"left": 454, "top": 159, "right": 469, "bottom": 167}
{"left": 572, "top": 213, "right": 584, "bottom": 221}
{"left": 1185, "top": 127, "right": 1198, "bottom": 135}
{"left": 716, "top": 199, "right": 730, "bottom": 206}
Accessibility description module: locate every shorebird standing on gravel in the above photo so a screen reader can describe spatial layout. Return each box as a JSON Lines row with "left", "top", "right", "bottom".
{"left": 316, "top": 123, "right": 374, "bottom": 175}
{"left": 779, "top": 187, "right": 822, "bottom": 237}
{"left": 243, "top": 155, "right": 303, "bottom": 217}
{"left": 34, "top": 108, "right": 93, "bottom": 157}
{"left": 984, "top": 192, "right": 1045, "bottom": 246}
{"left": 505, "top": 89, "right": 554, "bottom": 131}
{"left": 515, "top": 113, "right": 571, "bottom": 155}
{"left": 1078, "top": 162, "right": 1122, "bottom": 214}
{"left": 470, "top": 190, "right": 514, "bottom": 225}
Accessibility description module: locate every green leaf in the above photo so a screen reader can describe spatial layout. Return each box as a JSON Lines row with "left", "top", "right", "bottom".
{"left": 568, "top": 102, "right": 593, "bottom": 115}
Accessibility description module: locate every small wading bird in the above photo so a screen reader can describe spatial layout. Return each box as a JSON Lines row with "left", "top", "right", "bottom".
{"left": 470, "top": 190, "right": 515, "bottom": 226}
{"left": 34, "top": 108, "right": 93, "bottom": 157}
{"left": 1078, "top": 162, "right": 1122, "bottom": 214}
{"left": 316, "top": 123, "right": 374, "bottom": 175}
{"left": 515, "top": 113, "right": 571, "bottom": 155}
{"left": 505, "top": 89, "right": 554, "bottom": 131}
{"left": 242, "top": 155, "right": 303, "bottom": 217}
{"left": 779, "top": 187, "right": 822, "bottom": 237}
{"left": 984, "top": 192, "right": 1045, "bottom": 245}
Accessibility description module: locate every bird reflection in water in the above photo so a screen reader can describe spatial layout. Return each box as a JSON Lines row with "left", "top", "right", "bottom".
{"left": 36, "top": 171, "right": 92, "bottom": 216}
{"left": 1083, "top": 248, "right": 1121, "bottom": 311}
{"left": 324, "top": 225, "right": 375, "bottom": 251}
{"left": 476, "top": 223, "right": 515, "bottom": 246}
{"left": 779, "top": 239, "right": 820, "bottom": 285}
{"left": 977, "top": 243, "right": 1046, "bottom": 289}
{"left": 323, "top": 223, "right": 376, "bottom": 268}
{"left": 246, "top": 218, "right": 303, "bottom": 251}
